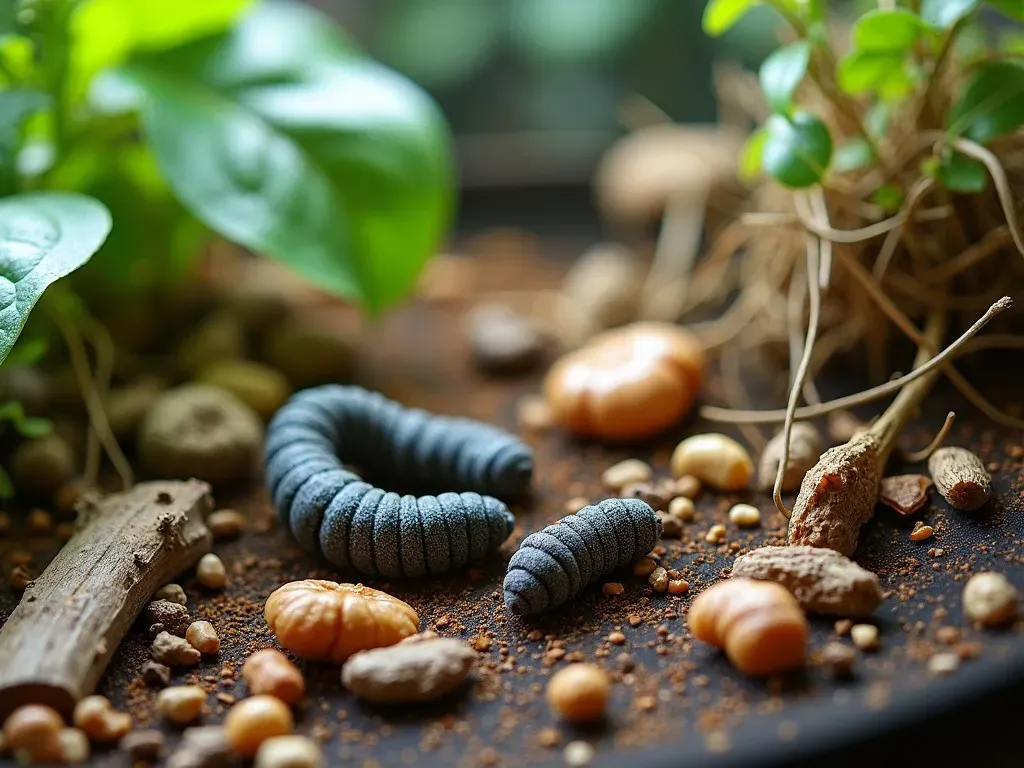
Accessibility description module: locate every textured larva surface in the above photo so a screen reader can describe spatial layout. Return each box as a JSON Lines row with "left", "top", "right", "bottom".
{"left": 264, "top": 385, "right": 532, "bottom": 577}
{"left": 503, "top": 498, "right": 662, "bottom": 616}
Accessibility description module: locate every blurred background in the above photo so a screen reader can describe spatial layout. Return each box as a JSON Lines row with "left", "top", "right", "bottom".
{"left": 300, "top": 0, "right": 805, "bottom": 238}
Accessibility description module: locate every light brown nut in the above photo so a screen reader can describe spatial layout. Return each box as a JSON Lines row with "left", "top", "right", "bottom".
{"left": 57, "top": 728, "right": 90, "bottom": 764}
{"left": 757, "top": 423, "right": 822, "bottom": 492}
{"left": 3, "top": 704, "right": 64, "bottom": 763}
{"left": 206, "top": 510, "right": 247, "bottom": 541}
{"left": 341, "top": 637, "right": 475, "bottom": 703}
{"left": 242, "top": 649, "right": 306, "bottom": 706}
{"left": 850, "top": 624, "right": 879, "bottom": 651}
{"left": 155, "top": 583, "right": 188, "bottom": 605}
{"left": 728, "top": 503, "right": 761, "bottom": 528}
{"left": 186, "top": 621, "right": 221, "bottom": 655}
{"left": 928, "top": 446, "right": 991, "bottom": 511}
{"left": 731, "top": 545, "right": 882, "bottom": 616}
{"left": 600, "top": 459, "right": 652, "bottom": 490}
{"left": 671, "top": 434, "right": 752, "bottom": 491}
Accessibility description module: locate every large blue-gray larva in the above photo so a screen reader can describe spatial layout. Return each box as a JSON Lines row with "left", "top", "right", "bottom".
{"left": 503, "top": 498, "right": 662, "bottom": 616}
{"left": 265, "top": 385, "right": 533, "bottom": 577}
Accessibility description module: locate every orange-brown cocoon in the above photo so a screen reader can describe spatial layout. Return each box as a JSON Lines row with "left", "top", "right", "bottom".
{"left": 688, "top": 578, "right": 808, "bottom": 677}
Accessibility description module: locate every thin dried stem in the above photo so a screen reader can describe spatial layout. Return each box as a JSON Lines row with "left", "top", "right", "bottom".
{"left": 904, "top": 411, "right": 956, "bottom": 463}
{"left": 951, "top": 138, "right": 1024, "bottom": 258}
{"left": 700, "top": 296, "right": 1012, "bottom": 424}
{"left": 774, "top": 236, "right": 823, "bottom": 520}
{"left": 873, "top": 177, "right": 935, "bottom": 279}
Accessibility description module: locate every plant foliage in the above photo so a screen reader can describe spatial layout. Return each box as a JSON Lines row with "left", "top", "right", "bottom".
{"left": 0, "top": 0, "right": 454, "bottom": 362}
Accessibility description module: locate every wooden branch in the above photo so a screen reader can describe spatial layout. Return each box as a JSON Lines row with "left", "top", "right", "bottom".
{"left": 0, "top": 480, "right": 212, "bottom": 720}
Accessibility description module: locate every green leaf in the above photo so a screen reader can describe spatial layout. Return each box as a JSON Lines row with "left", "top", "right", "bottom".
{"left": 852, "top": 9, "right": 924, "bottom": 52}
{"left": 932, "top": 151, "right": 989, "bottom": 192}
{"left": 0, "top": 0, "right": 16, "bottom": 36}
{"left": 703, "top": 0, "right": 759, "bottom": 36}
{"left": 124, "top": 1, "right": 453, "bottom": 315}
{"left": 870, "top": 184, "right": 904, "bottom": 213}
{"left": 0, "top": 192, "right": 111, "bottom": 364}
{"left": 837, "top": 50, "right": 906, "bottom": 94}
{"left": 0, "top": 90, "right": 48, "bottom": 196}
{"left": 762, "top": 111, "right": 832, "bottom": 189}
{"left": 833, "top": 138, "right": 873, "bottom": 172}
{"left": 510, "top": 0, "right": 657, "bottom": 63}
{"left": 991, "top": 0, "right": 1024, "bottom": 21}
{"left": 739, "top": 127, "right": 767, "bottom": 182}
{"left": 0, "top": 400, "right": 53, "bottom": 438}
{"left": 920, "top": 0, "right": 980, "bottom": 29}
{"left": 948, "top": 62, "right": 1024, "bottom": 141}
{"left": 759, "top": 41, "right": 811, "bottom": 113}
{"left": 70, "top": 0, "right": 253, "bottom": 102}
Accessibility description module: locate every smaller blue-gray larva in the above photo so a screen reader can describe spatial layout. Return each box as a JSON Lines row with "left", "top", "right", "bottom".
{"left": 503, "top": 498, "right": 662, "bottom": 616}
{"left": 264, "top": 385, "right": 534, "bottom": 577}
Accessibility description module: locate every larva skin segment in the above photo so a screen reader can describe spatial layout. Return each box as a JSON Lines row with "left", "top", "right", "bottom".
{"left": 503, "top": 498, "right": 662, "bottom": 616}
{"left": 265, "top": 385, "right": 533, "bottom": 577}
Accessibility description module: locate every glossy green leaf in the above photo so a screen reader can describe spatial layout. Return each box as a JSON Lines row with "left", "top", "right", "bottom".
{"left": 837, "top": 50, "right": 905, "bottom": 94}
{"left": 0, "top": 192, "right": 111, "bottom": 364}
{"left": 0, "top": 0, "right": 15, "bottom": 36}
{"left": 870, "top": 184, "right": 904, "bottom": 213}
{"left": 833, "top": 138, "right": 873, "bottom": 172}
{"left": 852, "top": 9, "right": 924, "bottom": 52}
{"left": 70, "top": 0, "right": 253, "bottom": 101}
{"left": 991, "top": 0, "right": 1024, "bottom": 21}
{"left": 703, "top": 0, "right": 759, "bottom": 36}
{"left": 948, "top": 62, "right": 1024, "bottom": 141}
{"left": 124, "top": 1, "right": 453, "bottom": 315}
{"left": 739, "top": 127, "right": 767, "bottom": 182}
{"left": 762, "top": 111, "right": 832, "bottom": 189}
{"left": 920, "top": 0, "right": 980, "bottom": 29}
{"left": 759, "top": 41, "right": 811, "bottom": 113}
{"left": 931, "top": 151, "right": 988, "bottom": 192}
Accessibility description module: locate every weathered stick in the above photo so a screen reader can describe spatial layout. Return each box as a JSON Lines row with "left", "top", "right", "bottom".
{"left": 0, "top": 480, "right": 212, "bottom": 719}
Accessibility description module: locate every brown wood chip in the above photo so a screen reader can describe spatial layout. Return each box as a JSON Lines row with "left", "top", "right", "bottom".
{"left": 879, "top": 474, "right": 932, "bottom": 515}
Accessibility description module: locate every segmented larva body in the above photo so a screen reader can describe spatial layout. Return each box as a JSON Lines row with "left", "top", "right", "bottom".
{"left": 264, "top": 385, "right": 533, "bottom": 577}
{"left": 503, "top": 498, "right": 662, "bottom": 616}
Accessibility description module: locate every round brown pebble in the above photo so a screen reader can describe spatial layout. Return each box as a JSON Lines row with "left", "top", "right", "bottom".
{"left": 186, "top": 621, "right": 221, "bottom": 655}
{"left": 120, "top": 730, "right": 165, "bottom": 762}
{"left": 601, "top": 459, "right": 652, "bottom": 490}
{"left": 27, "top": 508, "right": 53, "bottom": 534}
{"left": 155, "top": 583, "right": 187, "bottom": 606}
{"left": 649, "top": 567, "right": 669, "bottom": 592}
{"left": 10, "top": 434, "right": 75, "bottom": 496}
{"left": 207, "top": 510, "right": 247, "bottom": 540}
{"left": 602, "top": 582, "right": 624, "bottom": 596}
{"left": 822, "top": 642, "right": 856, "bottom": 676}
{"left": 3, "top": 704, "right": 64, "bottom": 763}
{"left": 224, "top": 696, "right": 294, "bottom": 758}
{"left": 658, "top": 513, "right": 682, "bottom": 539}
{"left": 632, "top": 557, "right": 657, "bottom": 577}
{"left": 608, "top": 631, "right": 626, "bottom": 645}
{"left": 546, "top": 664, "right": 611, "bottom": 723}
{"left": 72, "top": 695, "right": 132, "bottom": 742}
{"left": 196, "top": 554, "right": 226, "bottom": 589}
{"left": 668, "top": 496, "right": 694, "bottom": 521}
{"left": 243, "top": 649, "right": 306, "bottom": 706}
{"left": 156, "top": 686, "right": 207, "bottom": 726}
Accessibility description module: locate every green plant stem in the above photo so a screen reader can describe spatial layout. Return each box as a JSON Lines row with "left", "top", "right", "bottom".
{"left": 37, "top": 0, "right": 74, "bottom": 160}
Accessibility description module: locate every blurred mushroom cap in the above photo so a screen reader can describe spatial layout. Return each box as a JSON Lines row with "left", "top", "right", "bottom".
{"left": 595, "top": 124, "right": 746, "bottom": 225}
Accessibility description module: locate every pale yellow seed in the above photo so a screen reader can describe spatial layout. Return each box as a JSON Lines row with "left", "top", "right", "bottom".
{"left": 963, "top": 572, "right": 1018, "bottom": 627}
{"left": 196, "top": 554, "right": 226, "bottom": 589}
{"left": 668, "top": 496, "right": 694, "bottom": 522}
{"left": 73, "top": 696, "right": 132, "bottom": 743}
{"left": 850, "top": 624, "right": 879, "bottom": 652}
{"left": 632, "top": 557, "right": 657, "bottom": 577}
{"left": 728, "top": 503, "right": 761, "bottom": 528}
{"left": 705, "top": 524, "right": 727, "bottom": 544}
{"left": 207, "top": 510, "right": 247, "bottom": 540}
{"left": 156, "top": 686, "right": 206, "bottom": 726}
{"left": 670, "top": 434, "right": 752, "bottom": 491}
{"left": 255, "top": 735, "right": 324, "bottom": 768}
{"left": 57, "top": 729, "right": 90, "bottom": 764}
{"left": 928, "top": 652, "right": 960, "bottom": 675}
{"left": 601, "top": 459, "right": 652, "bottom": 490}
{"left": 154, "top": 583, "right": 187, "bottom": 605}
